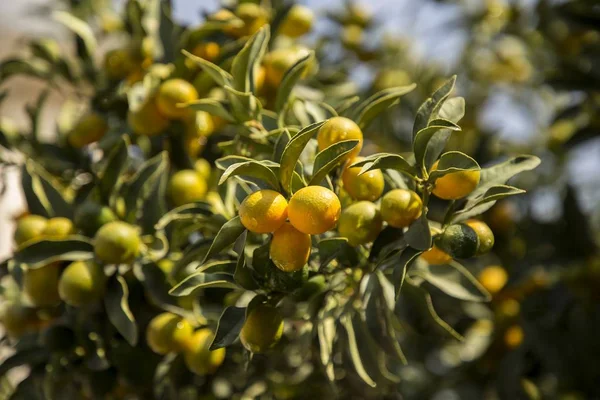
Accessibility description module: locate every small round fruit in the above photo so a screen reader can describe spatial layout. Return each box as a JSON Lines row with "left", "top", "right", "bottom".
{"left": 128, "top": 98, "right": 170, "bottom": 136}
{"left": 156, "top": 79, "right": 198, "bottom": 120}
{"left": 288, "top": 186, "right": 341, "bottom": 235}
{"left": 194, "top": 159, "right": 211, "bottom": 180}
{"left": 183, "top": 329, "right": 226, "bottom": 375}
{"left": 436, "top": 224, "right": 479, "bottom": 259}
{"left": 478, "top": 265, "right": 508, "bottom": 295}
{"left": 104, "top": 48, "right": 135, "bottom": 80}
{"left": 342, "top": 157, "right": 384, "bottom": 201}
{"left": 279, "top": 5, "right": 314, "bottom": 37}
{"left": 68, "top": 113, "right": 108, "bottom": 148}
{"left": 240, "top": 305, "right": 283, "bottom": 353}
{"left": 263, "top": 47, "right": 311, "bottom": 88}
{"left": 337, "top": 201, "right": 382, "bottom": 246}
{"left": 23, "top": 263, "right": 61, "bottom": 307}
{"left": 168, "top": 170, "right": 207, "bottom": 207}
{"left": 380, "top": 189, "right": 422, "bottom": 228}
{"left": 191, "top": 41, "right": 220, "bottom": 62}
{"left": 14, "top": 215, "right": 47, "bottom": 246}
{"left": 431, "top": 160, "right": 480, "bottom": 200}
{"left": 1, "top": 302, "right": 37, "bottom": 337}
{"left": 465, "top": 219, "right": 495, "bottom": 255}
{"left": 239, "top": 190, "right": 288, "bottom": 234}
{"left": 74, "top": 202, "right": 117, "bottom": 236}
{"left": 146, "top": 312, "right": 194, "bottom": 355}
{"left": 185, "top": 111, "right": 215, "bottom": 138}
{"left": 94, "top": 221, "right": 141, "bottom": 264}
{"left": 58, "top": 261, "right": 106, "bottom": 307}
{"left": 229, "top": 3, "right": 269, "bottom": 38}
{"left": 42, "top": 217, "right": 75, "bottom": 239}
{"left": 341, "top": 24, "right": 364, "bottom": 50}
{"left": 317, "top": 117, "right": 363, "bottom": 161}
{"left": 270, "top": 222, "right": 311, "bottom": 272}
{"left": 420, "top": 245, "right": 453, "bottom": 265}
{"left": 504, "top": 325, "right": 524, "bottom": 349}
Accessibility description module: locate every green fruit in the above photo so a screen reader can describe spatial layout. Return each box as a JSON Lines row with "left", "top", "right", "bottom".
{"left": 74, "top": 202, "right": 118, "bottom": 236}
{"left": 240, "top": 304, "right": 283, "bottom": 353}
{"left": 58, "top": 261, "right": 106, "bottom": 307}
{"left": 23, "top": 263, "right": 61, "bottom": 307}
{"left": 42, "top": 217, "right": 75, "bottom": 239}
{"left": 436, "top": 224, "right": 479, "bottom": 259}
{"left": 14, "top": 215, "right": 47, "bottom": 247}
{"left": 94, "top": 221, "right": 141, "bottom": 264}
{"left": 337, "top": 201, "right": 383, "bottom": 246}
{"left": 1, "top": 302, "right": 38, "bottom": 337}
{"left": 146, "top": 312, "right": 194, "bottom": 355}
{"left": 168, "top": 170, "right": 207, "bottom": 207}
{"left": 183, "top": 329, "right": 226, "bottom": 375}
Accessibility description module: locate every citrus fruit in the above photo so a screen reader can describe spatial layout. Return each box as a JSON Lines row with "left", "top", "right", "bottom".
{"left": 270, "top": 222, "right": 311, "bottom": 272}
{"left": 341, "top": 157, "right": 384, "bottom": 201}
{"left": 128, "top": 98, "right": 170, "bottom": 136}
{"left": 1, "top": 302, "right": 37, "bottom": 337}
{"left": 168, "top": 170, "right": 207, "bottom": 207}
{"left": 341, "top": 24, "right": 364, "bottom": 50}
{"left": 146, "top": 312, "right": 194, "bottom": 355}
{"left": 337, "top": 201, "right": 382, "bottom": 246}
{"left": 156, "top": 79, "right": 198, "bottom": 119}
{"left": 14, "top": 215, "right": 47, "bottom": 247}
{"left": 504, "top": 325, "right": 524, "bottom": 349}
{"left": 58, "top": 261, "right": 106, "bottom": 307}
{"left": 74, "top": 202, "right": 117, "bottom": 236}
{"left": 239, "top": 189, "right": 288, "bottom": 233}
{"left": 42, "top": 217, "right": 75, "bottom": 239}
{"left": 67, "top": 113, "right": 108, "bottom": 149}
{"left": 465, "top": 219, "right": 495, "bottom": 255}
{"left": 288, "top": 186, "right": 341, "bottom": 235}
{"left": 194, "top": 159, "right": 212, "bottom": 180}
{"left": 228, "top": 3, "right": 269, "bottom": 38}
{"left": 191, "top": 41, "right": 220, "bottom": 62}
{"left": 104, "top": 48, "right": 135, "bottom": 80}
{"left": 373, "top": 69, "right": 412, "bottom": 91}
{"left": 279, "top": 5, "right": 314, "bottom": 38}
{"left": 380, "top": 189, "right": 422, "bottom": 228}
{"left": 478, "top": 265, "right": 508, "bottom": 295}
{"left": 183, "top": 329, "right": 226, "bottom": 375}
{"left": 436, "top": 224, "right": 479, "bottom": 259}
{"left": 240, "top": 304, "right": 284, "bottom": 353}
{"left": 184, "top": 111, "right": 215, "bottom": 138}
{"left": 420, "top": 245, "right": 453, "bottom": 265}
{"left": 263, "top": 47, "right": 312, "bottom": 88}
{"left": 317, "top": 117, "right": 363, "bottom": 161}
{"left": 23, "top": 263, "right": 61, "bottom": 307}
{"left": 431, "top": 160, "right": 480, "bottom": 200}
{"left": 94, "top": 221, "right": 141, "bottom": 264}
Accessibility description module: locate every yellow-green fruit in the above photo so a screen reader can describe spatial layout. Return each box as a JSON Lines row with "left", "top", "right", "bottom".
{"left": 240, "top": 305, "right": 284, "bottom": 353}
{"left": 263, "top": 47, "right": 312, "bottom": 88}
{"left": 317, "top": 117, "right": 363, "bottom": 161}
{"left": 270, "top": 222, "right": 311, "bottom": 272}
{"left": 228, "top": 3, "right": 269, "bottom": 38}
{"left": 341, "top": 24, "right": 364, "bottom": 50}
{"left": 23, "top": 263, "right": 61, "bottom": 307}
{"left": 14, "top": 215, "right": 48, "bottom": 247}
{"left": 338, "top": 201, "right": 382, "bottom": 246}
{"left": 146, "top": 312, "right": 194, "bottom": 355}
{"left": 1, "top": 302, "right": 37, "bottom": 337}
{"left": 168, "top": 170, "right": 207, "bottom": 207}
{"left": 58, "top": 261, "right": 106, "bottom": 307}
{"left": 94, "top": 221, "right": 141, "bottom": 264}
{"left": 128, "top": 98, "right": 170, "bottom": 136}
{"left": 74, "top": 202, "right": 117, "bottom": 236}
{"left": 183, "top": 329, "right": 226, "bottom": 375}
{"left": 104, "top": 48, "right": 135, "bottom": 80}
{"left": 342, "top": 157, "right": 385, "bottom": 201}
{"left": 191, "top": 41, "right": 221, "bottom": 63}
{"left": 431, "top": 160, "right": 480, "bottom": 200}
{"left": 478, "top": 266, "right": 508, "bottom": 295}
{"left": 239, "top": 190, "right": 288, "bottom": 234}
{"left": 194, "top": 159, "right": 212, "bottom": 180}
{"left": 185, "top": 111, "right": 214, "bottom": 138}
{"left": 465, "top": 219, "right": 495, "bottom": 255}
{"left": 279, "top": 5, "right": 314, "bottom": 37}
{"left": 288, "top": 186, "right": 341, "bottom": 235}
{"left": 373, "top": 69, "right": 412, "bottom": 91}
{"left": 436, "top": 224, "right": 479, "bottom": 259}
{"left": 156, "top": 79, "right": 199, "bottom": 119}
{"left": 42, "top": 217, "right": 75, "bottom": 239}
{"left": 380, "top": 189, "right": 423, "bottom": 228}
{"left": 68, "top": 113, "right": 108, "bottom": 148}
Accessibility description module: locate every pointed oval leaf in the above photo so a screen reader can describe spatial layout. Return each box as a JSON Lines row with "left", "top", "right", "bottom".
{"left": 341, "top": 315, "right": 377, "bottom": 388}
{"left": 411, "top": 261, "right": 491, "bottom": 302}
{"left": 349, "top": 153, "right": 416, "bottom": 178}
{"left": 201, "top": 216, "right": 246, "bottom": 264}
{"left": 428, "top": 151, "right": 480, "bottom": 182}
{"left": 53, "top": 11, "right": 97, "bottom": 61}
{"left": 356, "top": 84, "right": 416, "bottom": 130}
{"left": 209, "top": 306, "right": 246, "bottom": 350}
{"left": 105, "top": 275, "right": 138, "bottom": 346}
{"left": 184, "top": 99, "right": 236, "bottom": 122}
{"left": 14, "top": 236, "right": 94, "bottom": 269}
{"left": 169, "top": 273, "right": 238, "bottom": 296}
{"left": 413, "top": 121, "right": 461, "bottom": 174}
{"left": 218, "top": 161, "right": 280, "bottom": 190}
{"left": 275, "top": 52, "right": 315, "bottom": 113}
{"left": 309, "top": 140, "right": 359, "bottom": 185}
{"left": 231, "top": 25, "right": 270, "bottom": 92}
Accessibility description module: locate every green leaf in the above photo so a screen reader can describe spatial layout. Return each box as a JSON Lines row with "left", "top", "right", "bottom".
{"left": 216, "top": 155, "right": 278, "bottom": 170}
{"left": 390, "top": 247, "right": 422, "bottom": 299}
{"left": 21, "top": 161, "right": 72, "bottom": 219}
{"left": 317, "top": 312, "right": 336, "bottom": 381}
{"left": 14, "top": 237, "right": 94, "bottom": 268}
{"left": 218, "top": 160, "right": 280, "bottom": 190}
{"left": 279, "top": 120, "right": 326, "bottom": 193}
{"left": 31, "top": 162, "right": 72, "bottom": 219}
{"left": 0, "top": 58, "right": 51, "bottom": 81}
{"left": 185, "top": 99, "right": 235, "bottom": 122}
{"left": 224, "top": 85, "right": 262, "bottom": 122}
{"left": 123, "top": 152, "right": 168, "bottom": 222}
{"left": 318, "top": 237, "right": 350, "bottom": 268}
{"left": 356, "top": 84, "right": 416, "bottom": 130}
{"left": 428, "top": 76, "right": 457, "bottom": 123}
{"left": 404, "top": 215, "right": 431, "bottom": 251}
{"left": 231, "top": 25, "right": 270, "bottom": 93}
{"left": 309, "top": 140, "right": 359, "bottom": 185}
{"left": 413, "top": 76, "right": 456, "bottom": 139}
{"left": 413, "top": 121, "right": 461, "bottom": 174}
{"left": 233, "top": 231, "right": 259, "bottom": 290}
{"left": 169, "top": 273, "right": 237, "bottom": 296}
{"left": 273, "top": 129, "right": 291, "bottom": 164}
{"left": 99, "top": 136, "right": 130, "bottom": 204}
{"left": 21, "top": 163, "right": 50, "bottom": 218}
{"left": 341, "top": 314, "right": 377, "bottom": 388}
{"left": 105, "top": 275, "right": 138, "bottom": 346}
{"left": 411, "top": 261, "right": 490, "bottom": 302}
{"left": 275, "top": 52, "right": 315, "bottom": 114}
{"left": 155, "top": 202, "right": 213, "bottom": 231}
{"left": 428, "top": 151, "right": 480, "bottom": 182}
{"left": 209, "top": 306, "right": 246, "bottom": 350}
{"left": 0, "top": 348, "right": 49, "bottom": 377}
{"left": 53, "top": 11, "right": 97, "bottom": 62}
{"left": 451, "top": 185, "right": 526, "bottom": 223}
{"left": 468, "top": 155, "right": 541, "bottom": 199}
{"left": 181, "top": 49, "right": 233, "bottom": 86}
{"left": 349, "top": 153, "right": 416, "bottom": 178}
{"left": 437, "top": 97, "right": 465, "bottom": 123}
{"left": 136, "top": 262, "right": 179, "bottom": 311}
{"left": 202, "top": 216, "right": 246, "bottom": 264}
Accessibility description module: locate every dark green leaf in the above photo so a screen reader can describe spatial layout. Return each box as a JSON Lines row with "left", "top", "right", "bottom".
{"left": 100, "top": 136, "right": 130, "bottom": 204}
{"left": 452, "top": 185, "right": 526, "bottom": 223}
{"left": 356, "top": 84, "right": 416, "bottom": 130}
{"left": 273, "top": 129, "right": 291, "bottom": 164}
{"left": 53, "top": 11, "right": 97, "bottom": 62}
{"left": 309, "top": 140, "right": 359, "bottom": 185}
{"left": 275, "top": 52, "right": 315, "bottom": 113}
{"left": 413, "top": 76, "right": 456, "bottom": 139}
{"left": 201, "top": 216, "right": 246, "bottom": 264}
{"left": 155, "top": 202, "right": 214, "bottom": 230}
{"left": 169, "top": 273, "right": 237, "bottom": 296}
{"left": 233, "top": 231, "right": 259, "bottom": 290}
{"left": 14, "top": 237, "right": 94, "bottom": 268}
{"left": 404, "top": 215, "right": 431, "bottom": 251}
{"left": 413, "top": 121, "right": 461, "bottom": 174}
{"left": 469, "top": 155, "right": 541, "bottom": 199}
{"left": 105, "top": 275, "right": 138, "bottom": 346}
{"left": 209, "top": 306, "right": 246, "bottom": 350}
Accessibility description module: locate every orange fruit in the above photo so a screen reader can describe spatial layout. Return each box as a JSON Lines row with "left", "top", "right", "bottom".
{"left": 317, "top": 117, "right": 363, "bottom": 161}
{"left": 288, "top": 186, "right": 341, "bottom": 235}
{"left": 239, "top": 190, "right": 288, "bottom": 234}
{"left": 431, "top": 160, "right": 480, "bottom": 200}
{"left": 270, "top": 222, "right": 311, "bottom": 272}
